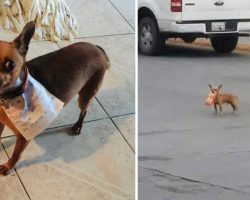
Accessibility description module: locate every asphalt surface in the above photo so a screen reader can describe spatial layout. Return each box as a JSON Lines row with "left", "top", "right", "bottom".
{"left": 138, "top": 44, "right": 250, "bottom": 200}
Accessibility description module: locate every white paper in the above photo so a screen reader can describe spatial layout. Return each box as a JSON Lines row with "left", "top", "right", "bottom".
{"left": 2, "top": 74, "right": 64, "bottom": 140}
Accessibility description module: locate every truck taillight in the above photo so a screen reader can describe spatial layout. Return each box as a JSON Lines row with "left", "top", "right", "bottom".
{"left": 171, "top": 0, "right": 182, "bottom": 12}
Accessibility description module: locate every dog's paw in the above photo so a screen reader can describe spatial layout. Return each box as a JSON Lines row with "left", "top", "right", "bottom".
{"left": 0, "top": 163, "right": 11, "bottom": 176}
{"left": 218, "top": 112, "right": 223, "bottom": 116}
{"left": 70, "top": 123, "right": 82, "bottom": 135}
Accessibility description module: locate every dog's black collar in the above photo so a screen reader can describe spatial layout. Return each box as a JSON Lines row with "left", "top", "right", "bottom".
{"left": 0, "top": 67, "right": 28, "bottom": 106}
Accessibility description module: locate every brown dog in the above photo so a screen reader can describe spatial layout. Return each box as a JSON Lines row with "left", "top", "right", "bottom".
{"left": 0, "top": 22, "right": 110, "bottom": 175}
{"left": 205, "top": 84, "right": 238, "bottom": 114}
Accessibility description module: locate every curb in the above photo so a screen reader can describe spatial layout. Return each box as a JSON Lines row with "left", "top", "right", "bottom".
{"left": 168, "top": 38, "right": 250, "bottom": 53}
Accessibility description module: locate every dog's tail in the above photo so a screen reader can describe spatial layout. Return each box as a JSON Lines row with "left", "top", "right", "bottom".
{"left": 96, "top": 45, "right": 111, "bottom": 69}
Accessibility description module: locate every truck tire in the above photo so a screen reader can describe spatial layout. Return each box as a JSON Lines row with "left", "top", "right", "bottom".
{"left": 138, "top": 17, "right": 164, "bottom": 55}
{"left": 210, "top": 35, "right": 238, "bottom": 53}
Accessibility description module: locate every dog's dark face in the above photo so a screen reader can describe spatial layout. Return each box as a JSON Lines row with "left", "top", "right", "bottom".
{"left": 0, "top": 22, "right": 35, "bottom": 93}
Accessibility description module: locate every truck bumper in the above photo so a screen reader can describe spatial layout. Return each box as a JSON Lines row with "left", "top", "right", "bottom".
{"left": 159, "top": 20, "right": 250, "bottom": 36}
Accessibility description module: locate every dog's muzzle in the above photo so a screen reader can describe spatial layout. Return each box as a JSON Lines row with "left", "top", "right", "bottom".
{"left": 205, "top": 93, "right": 216, "bottom": 106}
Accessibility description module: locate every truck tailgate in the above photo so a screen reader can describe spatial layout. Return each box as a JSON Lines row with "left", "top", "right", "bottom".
{"left": 182, "top": 0, "right": 250, "bottom": 21}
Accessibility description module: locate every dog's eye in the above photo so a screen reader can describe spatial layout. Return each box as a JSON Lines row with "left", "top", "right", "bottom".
{"left": 5, "top": 60, "right": 16, "bottom": 72}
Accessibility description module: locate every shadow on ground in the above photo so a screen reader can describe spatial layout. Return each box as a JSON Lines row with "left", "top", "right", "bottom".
{"left": 0, "top": 118, "right": 116, "bottom": 172}
{"left": 139, "top": 44, "right": 244, "bottom": 58}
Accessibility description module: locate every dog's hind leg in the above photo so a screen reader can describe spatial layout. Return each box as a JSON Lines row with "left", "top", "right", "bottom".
{"left": 230, "top": 102, "right": 238, "bottom": 114}
{"left": 71, "top": 110, "right": 87, "bottom": 135}
{"left": 219, "top": 104, "right": 223, "bottom": 113}
{"left": 71, "top": 71, "right": 105, "bottom": 135}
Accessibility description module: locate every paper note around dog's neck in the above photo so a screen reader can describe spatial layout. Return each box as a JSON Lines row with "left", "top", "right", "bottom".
{"left": 1, "top": 73, "right": 64, "bottom": 140}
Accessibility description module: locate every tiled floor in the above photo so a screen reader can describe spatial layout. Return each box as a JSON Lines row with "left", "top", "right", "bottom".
{"left": 0, "top": 0, "right": 135, "bottom": 199}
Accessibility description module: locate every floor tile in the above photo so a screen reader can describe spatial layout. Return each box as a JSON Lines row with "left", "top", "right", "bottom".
{"left": 26, "top": 41, "right": 59, "bottom": 61}
{"left": 0, "top": 2, "right": 134, "bottom": 199}
{"left": 2, "top": 119, "right": 134, "bottom": 200}
{"left": 58, "top": 34, "right": 135, "bottom": 117}
{"left": 1, "top": 35, "right": 135, "bottom": 136}
{"left": 0, "top": 144, "right": 29, "bottom": 200}
{"left": 0, "top": 27, "right": 43, "bottom": 43}
{"left": 109, "top": 0, "right": 135, "bottom": 29}
{"left": 112, "top": 114, "right": 135, "bottom": 151}
{"left": 65, "top": 0, "right": 133, "bottom": 38}
{"left": 0, "top": 27, "right": 19, "bottom": 42}
{"left": 48, "top": 97, "right": 108, "bottom": 129}
{"left": 1, "top": 127, "right": 13, "bottom": 138}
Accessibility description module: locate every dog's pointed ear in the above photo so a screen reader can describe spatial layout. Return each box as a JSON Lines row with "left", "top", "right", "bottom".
{"left": 218, "top": 85, "right": 223, "bottom": 90}
{"left": 13, "top": 21, "right": 35, "bottom": 56}
{"left": 208, "top": 84, "right": 212, "bottom": 89}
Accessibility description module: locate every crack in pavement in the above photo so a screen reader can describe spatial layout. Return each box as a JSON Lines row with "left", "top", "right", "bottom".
{"left": 107, "top": 0, "right": 134, "bottom": 31}
{"left": 138, "top": 156, "right": 173, "bottom": 162}
{"left": 139, "top": 129, "right": 194, "bottom": 136}
{"left": 143, "top": 167, "right": 250, "bottom": 194}
{"left": 139, "top": 150, "right": 250, "bottom": 164}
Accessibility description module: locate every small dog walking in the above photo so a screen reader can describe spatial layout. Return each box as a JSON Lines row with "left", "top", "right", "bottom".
{"left": 0, "top": 22, "right": 110, "bottom": 175}
{"left": 205, "top": 84, "right": 238, "bottom": 114}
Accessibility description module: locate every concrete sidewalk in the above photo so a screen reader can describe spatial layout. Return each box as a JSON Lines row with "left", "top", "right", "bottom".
{"left": 0, "top": 0, "right": 135, "bottom": 199}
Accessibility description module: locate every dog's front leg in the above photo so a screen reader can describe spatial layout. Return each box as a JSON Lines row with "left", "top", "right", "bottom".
{"left": 0, "top": 134, "right": 29, "bottom": 175}
{"left": 213, "top": 104, "right": 217, "bottom": 114}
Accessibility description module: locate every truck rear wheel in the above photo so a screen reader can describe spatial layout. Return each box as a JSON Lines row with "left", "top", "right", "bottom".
{"left": 138, "top": 17, "right": 164, "bottom": 55}
{"left": 210, "top": 35, "right": 238, "bottom": 53}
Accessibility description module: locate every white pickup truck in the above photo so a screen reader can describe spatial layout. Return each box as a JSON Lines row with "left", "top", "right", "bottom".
{"left": 138, "top": 0, "right": 250, "bottom": 55}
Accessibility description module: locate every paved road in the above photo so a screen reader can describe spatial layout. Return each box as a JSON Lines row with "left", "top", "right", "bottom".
{"left": 138, "top": 44, "right": 250, "bottom": 199}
